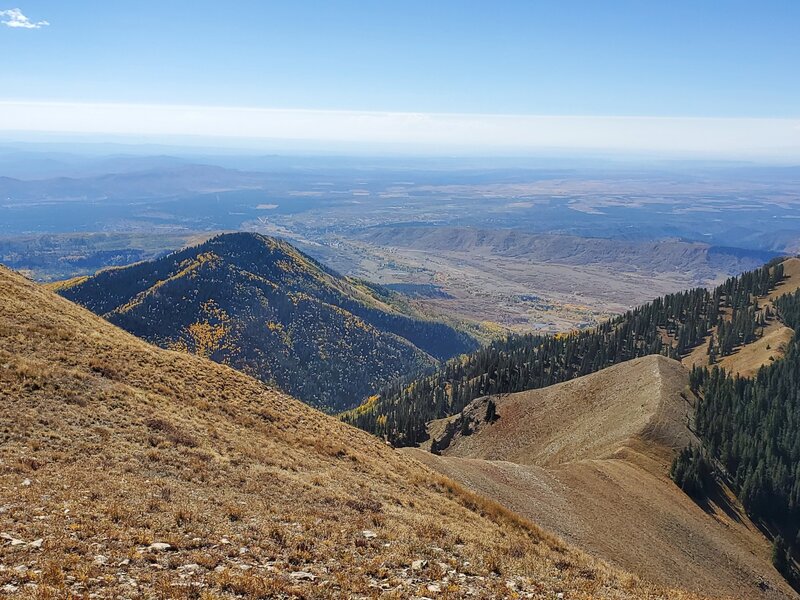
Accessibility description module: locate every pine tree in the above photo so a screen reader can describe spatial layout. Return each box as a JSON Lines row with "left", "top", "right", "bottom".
{"left": 485, "top": 398, "right": 498, "bottom": 423}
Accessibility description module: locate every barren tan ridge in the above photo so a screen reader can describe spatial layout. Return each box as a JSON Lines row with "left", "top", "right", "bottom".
{"left": 0, "top": 266, "right": 707, "bottom": 599}
{"left": 408, "top": 355, "right": 796, "bottom": 600}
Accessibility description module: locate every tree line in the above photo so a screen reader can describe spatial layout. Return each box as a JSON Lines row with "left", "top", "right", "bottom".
{"left": 681, "top": 284, "right": 800, "bottom": 581}
{"left": 344, "top": 260, "right": 784, "bottom": 446}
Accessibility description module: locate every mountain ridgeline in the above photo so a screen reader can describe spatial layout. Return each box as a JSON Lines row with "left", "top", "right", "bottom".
{"left": 54, "top": 232, "right": 477, "bottom": 411}
{"left": 3, "top": 264, "right": 698, "bottom": 599}
{"left": 344, "top": 259, "right": 786, "bottom": 446}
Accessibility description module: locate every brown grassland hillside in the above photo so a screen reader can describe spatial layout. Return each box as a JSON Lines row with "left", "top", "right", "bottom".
{"left": 409, "top": 355, "right": 796, "bottom": 599}
{"left": 0, "top": 265, "right": 707, "bottom": 599}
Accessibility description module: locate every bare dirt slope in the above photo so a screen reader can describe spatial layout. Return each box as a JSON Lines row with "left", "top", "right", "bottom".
{"left": 768, "top": 257, "right": 800, "bottom": 301}
{"left": 406, "top": 355, "right": 795, "bottom": 600}
{"left": 0, "top": 266, "right": 704, "bottom": 599}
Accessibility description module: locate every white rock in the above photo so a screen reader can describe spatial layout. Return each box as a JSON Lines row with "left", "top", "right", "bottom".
{"left": 21, "top": 479, "right": 31, "bottom": 487}
{"left": 28, "top": 538, "right": 43, "bottom": 549}
{"left": 2, "top": 584, "right": 19, "bottom": 593}
{"left": 94, "top": 555, "right": 108, "bottom": 565}
{"left": 289, "top": 570, "right": 316, "bottom": 581}
{"left": 147, "top": 542, "right": 172, "bottom": 551}
{"left": 362, "top": 530, "right": 377, "bottom": 539}
{"left": 557, "top": 594, "right": 565, "bottom": 599}
{"left": 427, "top": 583, "right": 442, "bottom": 592}
{"left": 219, "top": 537, "right": 231, "bottom": 545}
{"left": 0, "top": 533, "right": 26, "bottom": 546}
{"left": 411, "top": 559, "right": 428, "bottom": 571}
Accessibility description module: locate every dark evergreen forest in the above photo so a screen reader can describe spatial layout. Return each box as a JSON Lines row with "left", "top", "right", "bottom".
{"left": 682, "top": 286, "right": 800, "bottom": 581}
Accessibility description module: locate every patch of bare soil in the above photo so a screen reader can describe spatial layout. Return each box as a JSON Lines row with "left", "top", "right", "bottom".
{"left": 715, "top": 325, "right": 794, "bottom": 378}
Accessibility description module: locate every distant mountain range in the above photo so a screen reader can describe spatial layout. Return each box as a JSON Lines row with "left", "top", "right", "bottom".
{"left": 0, "top": 231, "right": 206, "bottom": 281}
{"left": 54, "top": 232, "right": 476, "bottom": 411}
{"left": 0, "top": 164, "right": 271, "bottom": 201}
{"left": 358, "top": 226, "right": 779, "bottom": 283}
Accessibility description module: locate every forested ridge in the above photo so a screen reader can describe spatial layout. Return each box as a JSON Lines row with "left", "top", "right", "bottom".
{"left": 678, "top": 285, "right": 800, "bottom": 581}
{"left": 344, "top": 260, "right": 785, "bottom": 446}
{"left": 56, "top": 232, "right": 477, "bottom": 412}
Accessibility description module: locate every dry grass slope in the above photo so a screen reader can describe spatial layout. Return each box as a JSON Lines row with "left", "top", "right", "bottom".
{"left": 425, "top": 356, "right": 694, "bottom": 468}
{"left": 410, "top": 355, "right": 796, "bottom": 600}
{"left": 0, "top": 266, "right": 703, "bottom": 599}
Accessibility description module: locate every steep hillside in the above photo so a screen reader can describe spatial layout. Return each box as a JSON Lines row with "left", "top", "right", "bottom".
{"left": 680, "top": 284, "right": 800, "bottom": 567}
{"left": 423, "top": 355, "right": 694, "bottom": 467}
{"left": 406, "top": 356, "right": 795, "bottom": 599}
{"left": 0, "top": 266, "right": 704, "bottom": 599}
{"left": 54, "top": 232, "right": 476, "bottom": 412}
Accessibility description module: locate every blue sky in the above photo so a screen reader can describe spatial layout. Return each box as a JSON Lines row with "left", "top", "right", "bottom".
{"left": 1, "top": 1, "right": 800, "bottom": 156}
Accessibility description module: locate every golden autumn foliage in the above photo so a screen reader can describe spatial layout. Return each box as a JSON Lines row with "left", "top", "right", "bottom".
{"left": 55, "top": 233, "right": 477, "bottom": 412}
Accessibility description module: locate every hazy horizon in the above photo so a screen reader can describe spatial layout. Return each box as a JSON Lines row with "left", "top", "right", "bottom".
{"left": 2, "top": 2, "right": 799, "bottom": 160}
